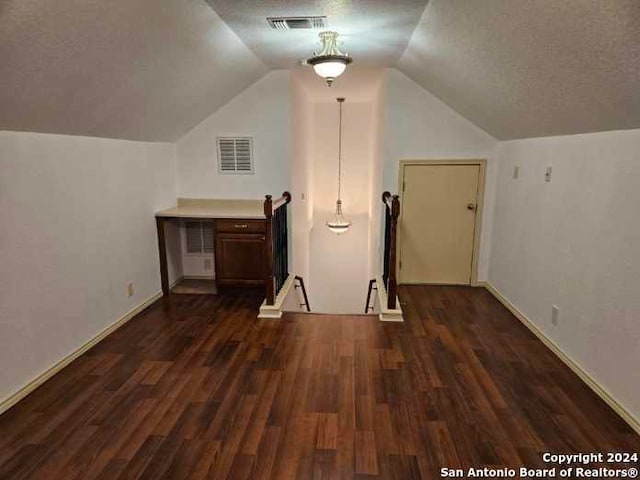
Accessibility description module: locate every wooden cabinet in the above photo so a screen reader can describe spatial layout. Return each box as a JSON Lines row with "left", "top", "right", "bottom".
{"left": 214, "top": 232, "right": 266, "bottom": 286}
{"left": 156, "top": 213, "right": 269, "bottom": 295}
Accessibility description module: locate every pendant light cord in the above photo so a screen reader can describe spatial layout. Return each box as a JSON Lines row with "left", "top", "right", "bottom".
{"left": 337, "top": 98, "right": 344, "bottom": 201}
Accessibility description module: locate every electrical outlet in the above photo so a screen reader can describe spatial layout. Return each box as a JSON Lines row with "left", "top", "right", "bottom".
{"left": 552, "top": 305, "right": 560, "bottom": 326}
{"left": 127, "top": 282, "right": 134, "bottom": 298}
{"left": 204, "top": 258, "right": 212, "bottom": 270}
{"left": 513, "top": 166, "right": 520, "bottom": 179}
{"left": 545, "top": 166, "right": 553, "bottom": 183}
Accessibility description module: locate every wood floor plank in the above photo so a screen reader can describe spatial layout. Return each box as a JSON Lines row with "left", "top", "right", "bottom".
{"left": 0, "top": 286, "right": 638, "bottom": 479}
{"left": 354, "top": 430, "right": 379, "bottom": 475}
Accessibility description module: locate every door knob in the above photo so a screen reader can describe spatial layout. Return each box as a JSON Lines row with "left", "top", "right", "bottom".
{"left": 467, "top": 203, "right": 476, "bottom": 211}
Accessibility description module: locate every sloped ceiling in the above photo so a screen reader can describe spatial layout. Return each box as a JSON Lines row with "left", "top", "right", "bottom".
{"left": 2, "top": 0, "right": 639, "bottom": 142}
{"left": 205, "top": 0, "right": 429, "bottom": 68}
{"left": 0, "top": 0, "right": 267, "bottom": 142}
{"left": 398, "top": 0, "right": 640, "bottom": 140}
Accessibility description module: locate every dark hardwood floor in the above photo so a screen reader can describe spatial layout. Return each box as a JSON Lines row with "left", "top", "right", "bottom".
{"left": 0, "top": 286, "right": 638, "bottom": 479}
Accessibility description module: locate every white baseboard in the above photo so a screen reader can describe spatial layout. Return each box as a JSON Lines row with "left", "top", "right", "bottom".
{"left": 0, "top": 287, "right": 168, "bottom": 416}
{"left": 258, "top": 275, "right": 295, "bottom": 319}
{"left": 485, "top": 282, "right": 640, "bottom": 435}
{"left": 375, "top": 275, "right": 404, "bottom": 322}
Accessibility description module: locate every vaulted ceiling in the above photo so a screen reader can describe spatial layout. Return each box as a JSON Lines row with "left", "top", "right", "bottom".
{"left": 1, "top": 0, "right": 639, "bottom": 142}
{"left": 0, "top": 0, "right": 267, "bottom": 142}
{"left": 205, "top": 0, "right": 429, "bottom": 68}
{"left": 399, "top": 0, "right": 640, "bottom": 140}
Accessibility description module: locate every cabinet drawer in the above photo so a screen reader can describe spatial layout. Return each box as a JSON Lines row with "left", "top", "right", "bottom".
{"left": 216, "top": 219, "right": 266, "bottom": 234}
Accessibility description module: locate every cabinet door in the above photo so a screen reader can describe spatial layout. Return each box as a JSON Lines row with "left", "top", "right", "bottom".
{"left": 215, "top": 233, "right": 266, "bottom": 286}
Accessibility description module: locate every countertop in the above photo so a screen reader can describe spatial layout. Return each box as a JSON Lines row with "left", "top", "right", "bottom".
{"left": 155, "top": 198, "right": 265, "bottom": 219}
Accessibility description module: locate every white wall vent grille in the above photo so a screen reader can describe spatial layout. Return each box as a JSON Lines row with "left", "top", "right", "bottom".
{"left": 185, "top": 221, "right": 214, "bottom": 254}
{"left": 267, "top": 16, "right": 327, "bottom": 30}
{"left": 217, "top": 137, "right": 254, "bottom": 174}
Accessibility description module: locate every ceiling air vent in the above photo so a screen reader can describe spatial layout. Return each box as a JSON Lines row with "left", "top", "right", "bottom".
{"left": 267, "top": 16, "right": 327, "bottom": 30}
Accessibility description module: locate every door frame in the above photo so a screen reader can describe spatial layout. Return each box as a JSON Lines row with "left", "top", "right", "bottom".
{"left": 397, "top": 159, "right": 487, "bottom": 286}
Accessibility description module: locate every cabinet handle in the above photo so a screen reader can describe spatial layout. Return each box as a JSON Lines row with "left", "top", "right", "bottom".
{"left": 234, "top": 224, "right": 248, "bottom": 229}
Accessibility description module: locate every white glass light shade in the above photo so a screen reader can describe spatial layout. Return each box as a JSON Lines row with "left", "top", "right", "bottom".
{"left": 326, "top": 200, "right": 351, "bottom": 234}
{"left": 306, "top": 31, "right": 352, "bottom": 86}
{"left": 312, "top": 61, "right": 347, "bottom": 79}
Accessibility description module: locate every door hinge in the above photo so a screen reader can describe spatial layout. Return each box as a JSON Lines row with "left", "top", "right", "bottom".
{"left": 399, "top": 260, "right": 402, "bottom": 269}
{"left": 402, "top": 181, "right": 406, "bottom": 192}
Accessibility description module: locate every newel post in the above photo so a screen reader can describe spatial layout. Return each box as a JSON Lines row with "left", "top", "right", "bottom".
{"left": 387, "top": 195, "right": 400, "bottom": 309}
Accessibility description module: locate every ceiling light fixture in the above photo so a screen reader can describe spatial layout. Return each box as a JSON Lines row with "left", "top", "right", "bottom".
{"left": 306, "top": 31, "right": 353, "bottom": 87}
{"left": 326, "top": 97, "right": 351, "bottom": 234}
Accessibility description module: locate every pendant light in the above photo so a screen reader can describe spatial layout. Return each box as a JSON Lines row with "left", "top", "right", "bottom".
{"left": 306, "top": 32, "right": 353, "bottom": 87}
{"left": 326, "top": 97, "right": 351, "bottom": 234}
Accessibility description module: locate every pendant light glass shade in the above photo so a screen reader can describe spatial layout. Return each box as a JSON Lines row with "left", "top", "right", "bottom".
{"left": 326, "top": 97, "right": 351, "bottom": 234}
{"left": 312, "top": 61, "right": 347, "bottom": 80}
{"left": 326, "top": 200, "right": 351, "bottom": 234}
{"left": 306, "top": 31, "right": 353, "bottom": 87}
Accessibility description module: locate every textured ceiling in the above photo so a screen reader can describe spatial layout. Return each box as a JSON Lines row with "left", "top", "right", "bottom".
{"left": 0, "top": 0, "right": 267, "bottom": 141}
{"left": 2, "top": 0, "right": 639, "bottom": 142}
{"left": 205, "top": 0, "right": 429, "bottom": 68}
{"left": 398, "top": 0, "right": 640, "bottom": 139}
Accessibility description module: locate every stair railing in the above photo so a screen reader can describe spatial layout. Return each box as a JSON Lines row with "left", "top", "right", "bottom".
{"left": 294, "top": 276, "right": 311, "bottom": 312}
{"left": 365, "top": 279, "right": 377, "bottom": 313}
{"left": 264, "top": 191, "right": 291, "bottom": 306}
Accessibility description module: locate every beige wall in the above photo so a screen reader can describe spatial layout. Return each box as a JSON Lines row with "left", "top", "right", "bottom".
{"left": 290, "top": 77, "right": 314, "bottom": 283}
{"left": 309, "top": 101, "right": 379, "bottom": 313}
{"left": 290, "top": 68, "right": 385, "bottom": 313}
{"left": 381, "top": 69, "right": 498, "bottom": 280}
{"left": 176, "top": 71, "right": 291, "bottom": 200}
{"left": 489, "top": 129, "right": 640, "bottom": 423}
{"left": 0, "top": 131, "right": 177, "bottom": 404}
{"left": 368, "top": 89, "right": 385, "bottom": 278}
